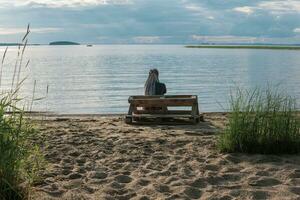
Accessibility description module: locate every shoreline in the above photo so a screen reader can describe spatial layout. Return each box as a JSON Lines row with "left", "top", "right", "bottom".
{"left": 26, "top": 111, "right": 228, "bottom": 117}
{"left": 186, "top": 45, "right": 300, "bottom": 50}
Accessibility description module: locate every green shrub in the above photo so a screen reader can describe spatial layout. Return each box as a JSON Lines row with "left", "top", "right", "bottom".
{"left": 218, "top": 86, "right": 300, "bottom": 154}
{"left": 0, "top": 25, "right": 44, "bottom": 200}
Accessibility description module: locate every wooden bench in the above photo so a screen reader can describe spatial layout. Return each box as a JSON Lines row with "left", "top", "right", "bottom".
{"left": 125, "top": 95, "right": 203, "bottom": 124}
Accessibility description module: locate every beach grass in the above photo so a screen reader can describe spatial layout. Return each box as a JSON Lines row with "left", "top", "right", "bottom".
{"left": 186, "top": 45, "right": 300, "bottom": 50}
{"left": 218, "top": 86, "right": 300, "bottom": 154}
{"left": 0, "top": 25, "right": 44, "bottom": 200}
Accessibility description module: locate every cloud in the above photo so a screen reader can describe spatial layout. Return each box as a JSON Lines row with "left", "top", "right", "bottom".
{"left": 258, "top": 0, "right": 300, "bottom": 14}
{"left": 233, "top": 1, "right": 300, "bottom": 15}
{"left": 0, "top": 27, "right": 62, "bottom": 35}
{"left": 233, "top": 6, "right": 254, "bottom": 15}
{"left": 294, "top": 28, "right": 300, "bottom": 33}
{"left": 1, "top": 0, "right": 300, "bottom": 44}
{"left": 191, "top": 35, "right": 257, "bottom": 43}
{"left": 185, "top": 4, "right": 203, "bottom": 12}
{"left": 1, "top": 0, "right": 133, "bottom": 8}
{"left": 184, "top": 3, "right": 216, "bottom": 19}
{"left": 132, "top": 36, "right": 161, "bottom": 44}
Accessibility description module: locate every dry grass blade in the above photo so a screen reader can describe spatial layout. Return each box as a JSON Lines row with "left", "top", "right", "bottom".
{"left": 11, "top": 45, "right": 21, "bottom": 90}
{"left": 16, "top": 39, "right": 28, "bottom": 88}
{"left": 25, "top": 59, "right": 30, "bottom": 68}
{"left": 46, "top": 84, "right": 49, "bottom": 95}
{"left": 0, "top": 47, "right": 8, "bottom": 88}
{"left": 1, "top": 46, "right": 8, "bottom": 65}
{"left": 22, "top": 24, "right": 30, "bottom": 42}
{"left": 30, "top": 80, "right": 36, "bottom": 111}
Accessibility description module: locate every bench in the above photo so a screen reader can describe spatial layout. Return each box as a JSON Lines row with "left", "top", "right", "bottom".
{"left": 125, "top": 95, "right": 203, "bottom": 124}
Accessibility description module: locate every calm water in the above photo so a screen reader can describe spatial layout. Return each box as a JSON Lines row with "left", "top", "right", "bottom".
{"left": 0, "top": 45, "right": 299, "bottom": 114}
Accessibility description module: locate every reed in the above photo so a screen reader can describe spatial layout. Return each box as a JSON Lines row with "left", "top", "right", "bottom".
{"left": 218, "top": 86, "right": 300, "bottom": 154}
{"left": 0, "top": 25, "right": 44, "bottom": 200}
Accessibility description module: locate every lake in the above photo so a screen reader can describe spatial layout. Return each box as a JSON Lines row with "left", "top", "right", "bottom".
{"left": 0, "top": 45, "right": 299, "bottom": 114}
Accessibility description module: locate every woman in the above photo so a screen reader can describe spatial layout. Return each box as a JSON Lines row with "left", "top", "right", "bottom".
{"left": 144, "top": 69, "right": 167, "bottom": 95}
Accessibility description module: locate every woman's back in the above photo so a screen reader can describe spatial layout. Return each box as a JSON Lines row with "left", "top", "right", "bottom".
{"left": 144, "top": 69, "right": 167, "bottom": 96}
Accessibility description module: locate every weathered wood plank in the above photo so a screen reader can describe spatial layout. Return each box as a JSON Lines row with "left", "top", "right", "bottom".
{"left": 130, "top": 114, "right": 198, "bottom": 118}
{"left": 134, "top": 110, "right": 192, "bottom": 115}
{"left": 129, "top": 99, "right": 196, "bottom": 106}
{"left": 129, "top": 95, "right": 196, "bottom": 99}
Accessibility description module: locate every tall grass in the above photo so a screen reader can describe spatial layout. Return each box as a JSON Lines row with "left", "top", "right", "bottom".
{"left": 218, "top": 86, "right": 300, "bottom": 154}
{"left": 0, "top": 25, "right": 44, "bottom": 199}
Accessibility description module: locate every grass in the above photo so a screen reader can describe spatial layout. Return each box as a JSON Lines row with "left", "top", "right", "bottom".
{"left": 0, "top": 25, "right": 44, "bottom": 200}
{"left": 218, "top": 86, "right": 300, "bottom": 154}
{"left": 186, "top": 45, "right": 300, "bottom": 50}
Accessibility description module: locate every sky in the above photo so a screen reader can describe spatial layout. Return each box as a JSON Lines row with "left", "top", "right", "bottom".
{"left": 0, "top": 0, "right": 300, "bottom": 44}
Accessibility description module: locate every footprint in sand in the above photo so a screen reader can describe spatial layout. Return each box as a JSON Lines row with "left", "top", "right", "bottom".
{"left": 110, "top": 181, "right": 125, "bottom": 189}
{"left": 190, "top": 178, "right": 207, "bottom": 188}
{"left": 205, "top": 176, "right": 225, "bottom": 185}
{"left": 69, "top": 150, "right": 80, "bottom": 157}
{"left": 41, "top": 183, "right": 65, "bottom": 197}
{"left": 203, "top": 164, "right": 220, "bottom": 171}
{"left": 137, "top": 196, "right": 150, "bottom": 200}
{"left": 61, "top": 168, "right": 72, "bottom": 175}
{"left": 155, "top": 184, "right": 170, "bottom": 193}
{"left": 103, "top": 188, "right": 136, "bottom": 200}
{"left": 88, "top": 170, "right": 108, "bottom": 179}
{"left": 168, "top": 164, "right": 178, "bottom": 173}
{"left": 74, "top": 166, "right": 86, "bottom": 174}
{"left": 248, "top": 177, "right": 281, "bottom": 186}
{"left": 165, "top": 176, "right": 179, "bottom": 185}
{"left": 250, "top": 190, "right": 270, "bottom": 199}
{"left": 255, "top": 171, "right": 270, "bottom": 176}
{"left": 223, "top": 154, "right": 241, "bottom": 164}
{"left": 221, "top": 173, "right": 242, "bottom": 182}
{"left": 137, "top": 178, "right": 151, "bottom": 186}
{"left": 63, "top": 179, "right": 83, "bottom": 190}
{"left": 183, "top": 187, "right": 202, "bottom": 199}
{"left": 67, "top": 172, "right": 83, "bottom": 179}
{"left": 115, "top": 175, "right": 133, "bottom": 183}
{"left": 229, "top": 189, "right": 246, "bottom": 197}
{"left": 165, "top": 194, "right": 184, "bottom": 200}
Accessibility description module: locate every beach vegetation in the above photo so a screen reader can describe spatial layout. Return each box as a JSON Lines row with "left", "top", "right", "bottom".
{"left": 218, "top": 86, "right": 300, "bottom": 154}
{"left": 0, "top": 25, "right": 45, "bottom": 200}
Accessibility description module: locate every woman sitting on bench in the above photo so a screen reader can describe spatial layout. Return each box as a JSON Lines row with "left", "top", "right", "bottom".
{"left": 144, "top": 69, "right": 167, "bottom": 112}
{"left": 144, "top": 68, "right": 167, "bottom": 95}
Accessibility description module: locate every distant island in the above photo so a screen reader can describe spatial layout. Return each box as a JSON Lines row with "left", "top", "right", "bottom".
{"left": 49, "top": 41, "right": 80, "bottom": 45}
{"left": 0, "top": 43, "right": 21, "bottom": 46}
{"left": 0, "top": 43, "right": 41, "bottom": 46}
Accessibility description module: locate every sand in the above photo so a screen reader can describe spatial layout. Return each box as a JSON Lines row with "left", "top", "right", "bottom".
{"left": 30, "top": 113, "right": 300, "bottom": 200}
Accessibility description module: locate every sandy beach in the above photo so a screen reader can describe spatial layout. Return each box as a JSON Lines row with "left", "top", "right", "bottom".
{"left": 30, "top": 113, "right": 300, "bottom": 200}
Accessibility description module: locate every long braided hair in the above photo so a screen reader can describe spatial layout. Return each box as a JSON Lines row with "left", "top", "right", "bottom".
{"left": 144, "top": 69, "right": 159, "bottom": 95}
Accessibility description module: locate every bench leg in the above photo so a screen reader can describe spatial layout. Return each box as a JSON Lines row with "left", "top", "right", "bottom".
{"left": 125, "top": 116, "right": 133, "bottom": 124}
{"left": 125, "top": 104, "right": 134, "bottom": 124}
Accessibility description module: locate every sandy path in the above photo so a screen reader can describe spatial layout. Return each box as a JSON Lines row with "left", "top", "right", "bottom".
{"left": 30, "top": 113, "right": 300, "bottom": 200}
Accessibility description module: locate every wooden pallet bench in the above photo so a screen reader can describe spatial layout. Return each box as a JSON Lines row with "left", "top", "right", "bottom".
{"left": 125, "top": 95, "right": 203, "bottom": 124}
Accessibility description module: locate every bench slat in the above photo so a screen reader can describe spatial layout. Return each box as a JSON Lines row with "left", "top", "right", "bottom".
{"left": 129, "top": 95, "right": 196, "bottom": 99}
{"left": 130, "top": 114, "right": 198, "bottom": 118}
{"left": 133, "top": 110, "right": 192, "bottom": 115}
{"left": 129, "top": 98, "right": 197, "bottom": 106}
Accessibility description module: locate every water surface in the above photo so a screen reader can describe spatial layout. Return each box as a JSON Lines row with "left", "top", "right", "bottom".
{"left": 0, "top": 45, "right": 299, "bottom": 114}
